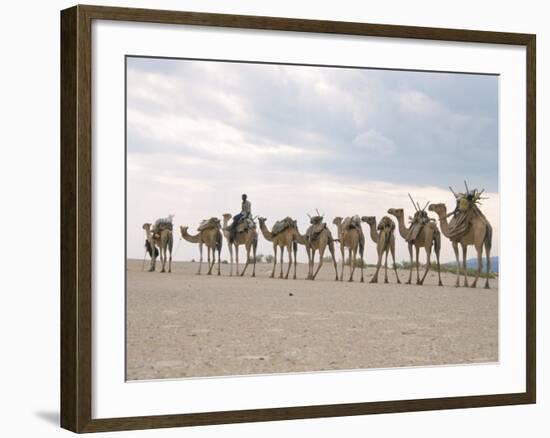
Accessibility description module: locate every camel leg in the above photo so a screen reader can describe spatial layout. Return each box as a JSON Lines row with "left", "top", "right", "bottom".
{"left": 348, "top": 248, "right": 355, "bottom": 282}
{"left": 360, "top": 247, "right": 365, "bottom": 283}
{"left": 217, "top": 246, "right": 221, "bottom": 276}
{"left": 420, "top": 247, "right": 431, "bottom": 285}
{"left": 308, "top": 249, "right": 315, "bottom": 280}
{"left": 340, "top": 244, "right": 345, "bottom": 281}
{"left": 235, "top": 245, "right": 240, "bottom": 276}
{"left": 435, "top": 246, "right": 442, "bottom": 286}
{"left": 252, "top": 239, "right": 257, "bottom": 278}
{"left": 228, "top": 244, "right": 233, "bottom": 276}
{"left": 484, "top": 240, "right": 491, "bottom": 289}
{"left": 462, "top": 244, "right": 469, "bottom": 287}
{"left": 329, "top": 243, "right": 339, "bottom": 281}
{"left": 285, "top": 243, "right": 292, "bottom": 279}
{"left": 472, "top": 244, "right": 483, "bottom": 288}
{"left": 241, "top": 245, "right": 251, "bottom": 277}
{"left": 415, "top": 245, "right": 421, "bottom": 285}
{"left": 197, "top": 243, "right": 203, "bottom": 275}
{"left": 293, "top": 243, "right": 297, "bottom": 280}
{"left": 279, "top": 246, "right": 285, "bottom": 278}
{"left": 391, "top": 242, "right": 400, "bottom": 284}
{"left": 384, "top": 249, "right": 389, "bottom": 283}
{"left": 407, "top": 243, "right": 413, "bottom": 284}
{"left": 159, "top": 247, "right": 164, "bottom": 273}
{"left": 206, "top": 246, "right": 213, "bottom": 275}
{"left": 452, "top": 241, "right": 460, "bottom": 287}
{"left": 371, "top": 250, "right": 382, "bottom": 284}
{"left": 270, "top": 244, "right": 277, "bottom": 278}
{"left": 312, "top": 247, "right": 325, "bottom": 280}
{"left": 168, "top": 238, "right": 173, "bottom": 273}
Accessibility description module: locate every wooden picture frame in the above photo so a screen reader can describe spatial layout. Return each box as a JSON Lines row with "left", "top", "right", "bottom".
{"left": 61, "top": 4, "right": 536, "bottom": 433}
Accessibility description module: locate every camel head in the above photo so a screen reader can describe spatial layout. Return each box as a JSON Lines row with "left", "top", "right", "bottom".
{"left": 332, "top": 216, "right": 343, "bottom": 226}
{"left": 180, "top": 225, "right": 189, "bottom": 237}
{"left": 428, "top": 203, "right": 447, "bottom": 217}
{"left": 387, "top": 208, "right": 404, "bottom": 218}
{"left": 222, "top": 213, "right": 232, "bottom": 220}
{"left": 361, "top": 216, "right": 376, "bottom": 226}
{"left": 142, "top": 223, "right": 152, "bottom": 230}
{"left": 257, "top": 217, "right": 266, "bottom": 225}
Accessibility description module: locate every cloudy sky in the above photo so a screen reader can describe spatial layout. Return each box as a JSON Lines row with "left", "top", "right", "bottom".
{"left": 127, "top": 56, "right": 499, "bottom": 265}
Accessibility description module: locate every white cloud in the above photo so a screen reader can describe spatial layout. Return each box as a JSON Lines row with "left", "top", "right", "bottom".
{"left": 353, "top": 129, "right": 396, "bottom": 154}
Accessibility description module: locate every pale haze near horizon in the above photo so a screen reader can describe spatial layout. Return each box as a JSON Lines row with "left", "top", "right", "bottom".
{"left": 126, "top": 57, "right": 499, "bottom": 265}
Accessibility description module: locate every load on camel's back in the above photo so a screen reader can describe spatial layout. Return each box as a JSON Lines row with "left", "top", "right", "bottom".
{"left": 271, "top": 216, "right": 295, "bottom": 237}
{"left": 197, "top": 217, "right": 222, "bottom": 232}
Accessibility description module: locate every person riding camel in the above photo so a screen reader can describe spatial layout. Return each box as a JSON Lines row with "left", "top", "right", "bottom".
{"left": 229, "top": 194, "right": 252, "bottom": 243}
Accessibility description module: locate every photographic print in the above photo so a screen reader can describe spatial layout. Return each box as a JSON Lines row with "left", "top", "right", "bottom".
{"left": 125, "top": 56, "right": 499, "bottom": 381}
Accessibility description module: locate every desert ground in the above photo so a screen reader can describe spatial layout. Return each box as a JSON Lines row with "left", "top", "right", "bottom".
{"left": 126, "top": 259, "right": 498, "bottom": 380}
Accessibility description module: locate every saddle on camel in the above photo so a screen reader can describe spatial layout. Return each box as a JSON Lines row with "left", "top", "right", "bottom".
{"left": 405, "top": 195, "right": 435, "bottom": 243}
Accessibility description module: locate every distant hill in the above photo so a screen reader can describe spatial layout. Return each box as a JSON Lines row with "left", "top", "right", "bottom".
{"left": 446, "top": 256, "right": 499, "bottom": 273}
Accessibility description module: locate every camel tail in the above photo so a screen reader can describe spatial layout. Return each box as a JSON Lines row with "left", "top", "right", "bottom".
{"left": 216, "top": 234, "right": 223, "bottom": 252}
{"left": 144, "top": 240, "right": 159, "bottom": 258}
{"left": 485, "top": 223, "right": 493, "bottom": 251}
{"left": 293, "top": 240, "right": 298, "bottom": 253}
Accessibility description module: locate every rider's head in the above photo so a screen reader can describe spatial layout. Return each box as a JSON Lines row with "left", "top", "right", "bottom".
{"left": 242, "top": 193, "right": 247, "bottom": 201}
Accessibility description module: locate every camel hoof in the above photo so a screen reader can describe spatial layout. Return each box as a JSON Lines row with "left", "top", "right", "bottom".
{"left": 218, "top": 272, "right": 221, "bottom": 276}
{"left": 470, "top": 284, "right": 477, "bottom": 288}
{"left": 438, "top": 281, "right": 443, "bottom": 287}
{"left": 397, "top": 280, "right": 401, "bottom": 284}
{"left": 360, "top": 278, "right": 364, "bottom": 283}
{"left": 384, "top": 280, "right": 389, "bottom": 284}
{"left": 369, "top": 278, "right": 377, "bottom": 284}
{"left": 484, "top": 284, "right": 490, "bottom": 290}
{"left": 252, "top": 273, "right": 256, "bottom": 278}
{"left": 406, "top": 281, "right": 411, "bottom": 285}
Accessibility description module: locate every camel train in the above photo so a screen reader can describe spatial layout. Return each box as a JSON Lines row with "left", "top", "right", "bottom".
{"left": 142, "top": 183, "right": 493, "bottom": 289}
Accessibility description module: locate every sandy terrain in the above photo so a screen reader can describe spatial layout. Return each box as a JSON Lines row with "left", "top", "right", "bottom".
{"left": 126, "top": 259, "right": 498, "bottom": 380}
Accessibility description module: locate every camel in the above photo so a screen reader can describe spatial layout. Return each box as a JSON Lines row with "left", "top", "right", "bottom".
{"left": 362, "top": 216, "right": 400, "bottom": 284}
{"left": 180, "top": 221, "right": 222, "bottom": 276}
{"left": 293, "top": 215, "right": 339, "bottom": 281}
{"left": 388, "top": 202, "right": 442, "bottom": 286}
{"left": 142, "top": 223, "right": 173, "bottom": 273}
{"left": 332, "top": 216, "right": 365, "bottom": 282}
{"left": 222, "top": 213, "right": 258, "bottom": 277}
{"left": 257, "top": 217, "right": 299, "bottom": 279}
{"left": 429, "top": 186, "right": 492, "bottom": 288}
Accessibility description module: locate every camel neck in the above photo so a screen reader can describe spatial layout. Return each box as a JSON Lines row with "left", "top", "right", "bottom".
{"left": 259, "top": 221, "right": 273, "bottom": 241}
{"left": 181, "top": 230, "right": 200, "bottom": 243}
{"left": 367, "top": 223, "right": 379, "bottom": 243}
{"left": 436, "top": 210, "right": 451, "bottom": 238}
{"left": 396, "top": 214, "right": 410, "bottom": 239}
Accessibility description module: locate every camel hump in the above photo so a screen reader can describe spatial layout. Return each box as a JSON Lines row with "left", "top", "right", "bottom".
{"left": 198, "top": 217, "right": 221, "bottom": 231}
